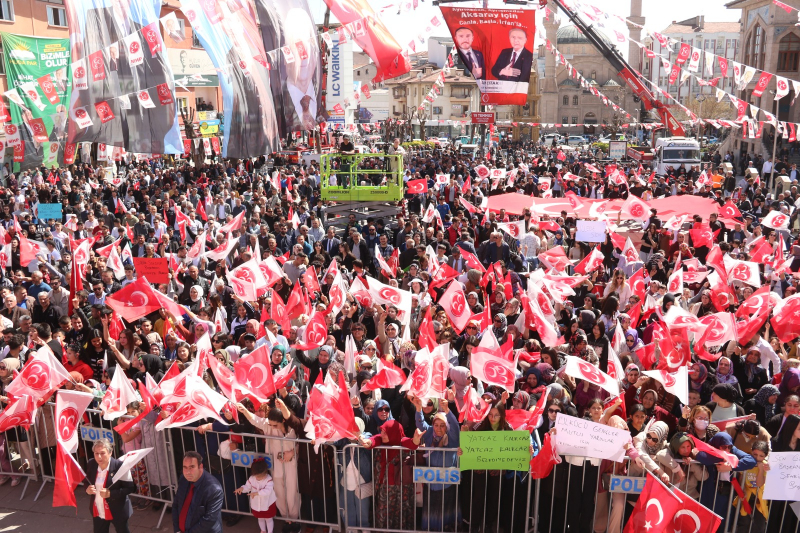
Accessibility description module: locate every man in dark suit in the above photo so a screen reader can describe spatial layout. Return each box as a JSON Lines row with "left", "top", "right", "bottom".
{"left": 490, "top": 27, "right": 533, "bottom": 82}
{"left": 454, "top": 27, "right": 485, "bottom": 80}
{"left": 85, "top": 439, "right": 135, "bottom": 533}
{"left": 320, "top": 226, "right": 341, "bottom": 256}
{"left": 172, "top": 452, "right": 224, "bottom": 533}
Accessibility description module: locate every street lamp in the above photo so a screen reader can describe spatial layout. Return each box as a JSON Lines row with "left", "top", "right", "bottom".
{"left": 695, "top": 93, "right": 706, "bottom": 142}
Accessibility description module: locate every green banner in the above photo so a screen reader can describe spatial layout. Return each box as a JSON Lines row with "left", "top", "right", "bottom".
{"left": 1, "top": 32, "right": 71, "bottom": 171}
{"left": 459, "top": 431, "right": 531, "bottom": 471}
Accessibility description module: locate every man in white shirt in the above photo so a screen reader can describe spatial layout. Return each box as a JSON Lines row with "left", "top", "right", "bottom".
{"left": 85, "top": 439, "right": 135, "bottom": 533}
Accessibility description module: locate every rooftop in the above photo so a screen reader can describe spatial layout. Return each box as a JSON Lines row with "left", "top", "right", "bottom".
{"left": 556, "top": 25, "right": 611, "bottom": 46}
{"left": 660, "top": 21, "right": 741, "bottom": 34}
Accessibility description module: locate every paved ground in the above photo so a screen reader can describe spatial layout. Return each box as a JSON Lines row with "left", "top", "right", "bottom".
{"left": 0, "top": 477, "right": 334, "bottom": 532}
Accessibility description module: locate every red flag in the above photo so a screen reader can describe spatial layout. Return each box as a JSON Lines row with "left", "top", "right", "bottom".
{"left": 690, "top": 226, "right": 715, "bottom": 248}
{"left": 719, "top": 201, "right": 741, "bottom": 219}
{"left": 629, "top": 267, "right": 646, "bottom": 300}
{"left": 530, "top": 432, "right": 561, "bottom": 479}
{"left": 234, "top": 344, "right": 276, "bottom": 405}
{"left": 406, "top": 178, "right": 428, "bottom": 194}
{"left": 53, "top": 441, "right": 86, "bottom": 509}
{"left": 736, "top": 286, "right": 775, "bottom": 318}
{"left": 459, "top": 246, "right": 486, "bottom": 272}
{"left": 574, "top": 246, "right": 604, "bottom": 275}
{"left": 0, "top": 394, "right": 35, "bottom": 432}
{"left": 439, "top": 281, "right": 471, "bottom": 333}
{"left": 301, "top": 265, "right": 321, "bottom": 294}
{"left": 196, "top": 198, "right": 207, "bottom": 221}
{"left": 18, "top": 235, "right": 46, "bottom": 266}
{"left": 291, "top": 311, "right": 328, "bottom": 351}
{"left": 273, "top": 363, "right": 296, "bottom": 391}
{"left": 736, "top": 306, "right": 769, "bottom": 343}
{"left": 668, "top": 485, "right": 723, "bottom": 533}
{"left": 689, "top": 435, "right": 739, "bottom": 468}
{"left": 471, "top": 329, "right": 516, "bottom": 391}
{"left": 428, "top": 263, "right": 460, "bottom": 291}
{"left": 5, "top": 349, "right": 71, "bottom": 402}
{"left": 284, "top": 281, "right": 305, "bottom": 319}
{"left": 458, "top": 385, "right": 491, "bottom": 423}
{"left": 361, "top": 359, "right": 406, "bottom": 392}
{"left": 623, "top": 472, "right": 684, "bottom": 533}
{"left": 105, "top": 278, "right": 166, "bottom": 323}
{"left": 770, "top": 294, "right": 800, "bottom": 342}
{"left": 417, "top": 307, "right": 438, "bottom": 351}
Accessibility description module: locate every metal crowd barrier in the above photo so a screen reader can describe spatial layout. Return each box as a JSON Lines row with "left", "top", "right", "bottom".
{"left": 169, "top": 424, "right": 341, "bottom": 531}
{"left": 8, "top": 405, "right": 800, "bottom": 533}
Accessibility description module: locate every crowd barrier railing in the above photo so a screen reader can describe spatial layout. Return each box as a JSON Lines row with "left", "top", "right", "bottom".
{"left": 10, "top": 407, "right": 800, "bottom": 533}
{"left": 168, "top": 424, "right": 341, "bottom": 530}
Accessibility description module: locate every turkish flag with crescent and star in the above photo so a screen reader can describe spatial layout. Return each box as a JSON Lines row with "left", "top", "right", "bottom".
{"left": 105, "top": 277, "right": 168, "bottom": 323}
{"left": 623, "top": 472, "right": 685, "bottom": 533}
{"left": 53, "top": 441, "right": 86, "bottom": 509}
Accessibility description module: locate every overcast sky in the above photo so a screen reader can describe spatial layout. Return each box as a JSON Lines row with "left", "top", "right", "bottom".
{"left": 308, "top": 0, "right": 743, "bottom": 58}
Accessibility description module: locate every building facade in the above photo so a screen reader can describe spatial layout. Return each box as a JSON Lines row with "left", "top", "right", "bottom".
{"left": 725, "top": 0, "right": 800, "bottom": 159}
{"left": 539, "top": 23, "right": 639, "bottom": 132}
{"left": 647, "top": 17, "right": 740, "bottom": 106}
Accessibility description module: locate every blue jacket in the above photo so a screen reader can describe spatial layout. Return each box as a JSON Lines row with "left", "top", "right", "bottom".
{"left": 172, "top": 470, "right": 224, "bottom": 533}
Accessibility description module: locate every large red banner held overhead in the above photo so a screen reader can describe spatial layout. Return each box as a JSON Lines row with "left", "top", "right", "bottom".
{"left": 440, "top": 7, "right": 535, "bottom": 105}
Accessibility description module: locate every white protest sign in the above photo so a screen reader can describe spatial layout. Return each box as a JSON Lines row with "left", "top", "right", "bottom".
{"left": 763, "top": 452, "right": 800, "bottom": 501}
{"left": 576, "top": 220, "right": 607, "bottom": 243}
{"left": 554, "top": 413, "right": 629, "bottom": 462}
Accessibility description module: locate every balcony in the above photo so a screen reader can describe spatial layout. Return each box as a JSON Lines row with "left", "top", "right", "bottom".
{"left": 451, "top": 91, "right": 471, "bottom": 101}
{"left": 392, "top": 88, "right": 407, "bottom": 98}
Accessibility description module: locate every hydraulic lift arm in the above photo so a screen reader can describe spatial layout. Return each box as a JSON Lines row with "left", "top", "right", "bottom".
{"left": 548, "top": 0, "right": 687, "bottom": 136}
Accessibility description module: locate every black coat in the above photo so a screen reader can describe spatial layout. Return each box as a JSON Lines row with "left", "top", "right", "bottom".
{"left": 172, "top": 470, "right": 224, "bottom": 533}
{"left": 84, "top": 457, "right": 136, "bottom": 521}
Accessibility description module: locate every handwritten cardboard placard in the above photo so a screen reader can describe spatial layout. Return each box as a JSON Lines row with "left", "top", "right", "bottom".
{"left": 38, "top": 203, "right": 62, "bottom": 221}
{"left": 132, "top": 257, "right": 169, "bottom": 285}
{"left": 764, "top": 452, "right": 800, "bottom": 501}
{"left": 554, "top": 413, "right": 629, "bottom": 462}
{"left": 576, "top": 220, "right": 607, "bottom": 243}
{"left": 459, "top": 430, "right": 530, "bottom": 471}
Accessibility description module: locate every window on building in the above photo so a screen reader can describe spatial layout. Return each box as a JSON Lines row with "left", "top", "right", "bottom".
{"left": 0, "top": 0, "right": 13, "bottom": 21}
{"left": 357, "top": 70, "right": 360, "bottom": 76}
{"left": 778, "top": 33, "right": 800, "bottom": 72}
{"left": 0, "top": 50, "right": 4, "bottom": 75}
{"left": 177, "top": 97, "right": 188, "bottom": 114}
{"left": 572, "top": 95, "right": 578, "bottom": 105}
{"left": 756, "top": 26, "right": 765, "bottom": 69}
{"left": 562, "top": 116, "right": 568, "bottom": 124}
{"left": 591, "top": 70, "right": 596, "bottom": 80}
{"left": 192, "top": 32, "right": 202, "bottom": 48}
{"left": 46, "top": 1, "right": 67, "bottom": 27}
{"left": 563, "top": 95, "right": 569, "bottom": 105}
{"left": 572, "top": 117, "right": 578, "bottom": 124}
{"left": 433, "top": 106, "right": 442, "bottom": 114}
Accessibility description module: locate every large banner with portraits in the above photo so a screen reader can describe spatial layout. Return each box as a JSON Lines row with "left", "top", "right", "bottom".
{"left": 439, "top": 7, "right": 535, "bottom": 105}
{"left": 1, "top": 33, "right": 72, "bottom": 171}
{"left": 254, "top": 0, "right": 326, "bottom": 137}
{"left": 63, "top": 0, "right": 183, "bottom": 155}
{"left": 180, "top": 0, "right": 280, "bottom": 159}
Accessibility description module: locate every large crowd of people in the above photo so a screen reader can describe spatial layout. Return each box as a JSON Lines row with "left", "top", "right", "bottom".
{"left": 0, "top": 134, "right": 798, "bottom": 533}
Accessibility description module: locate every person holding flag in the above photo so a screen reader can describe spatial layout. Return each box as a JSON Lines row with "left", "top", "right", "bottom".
{"left": 84, "top": 439, "right": 136, "bottom": 533}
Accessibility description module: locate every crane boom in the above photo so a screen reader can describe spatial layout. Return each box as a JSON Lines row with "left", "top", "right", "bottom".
{"left": 549, "top": 0, "right": 686, "bottom": 136}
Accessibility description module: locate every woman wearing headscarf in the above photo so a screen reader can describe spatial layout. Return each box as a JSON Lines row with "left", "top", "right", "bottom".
{"left": 745, "top": 384, "right": 780, "bottom": 426}
{"left": 714, "top": 356, "right": 741, "bottom": 396}
{"left": 707, "top": 383, "right": 746, "bottom": 422}
{"left": 622, "top": 364, "right": 640, "bottom": 391}
{"left": 131, "top": 352, "right": 165, "bottom": 384}
{"left": 491, "top": 313, "right": 507, "bottom": 342}
{"left": 366, "top": 399, "right": 394, "bottom": 436}
{"left": 413, "top": 390, "right": 461, "bottom": 531}
{"left": 269, "top": 344, "right": 289, "bottom": 374}
{"left": 656, "top": 432, "right": 708, "bottom": 498}
{"left": 725, "top": 419, "right": 772, "bottom": 455}
{"left": 732, "top": 346, "right": 769, "bottom": 403}
{"left": 489, "top": 290, "right": 507, "bottom": 318}
{"left": 618, "top": 329, "right": 644, "bottom": 369}
{"left": 187, "top": 285, "right": 205, "bottom": 313}
{"left": 689, "top": 361, "right": 717, "bottom": 403}
{"left": 696, "top": 432, "right": 756, "bottom": 533}
{"left": 767, "top": 414, "right": 800, "bottom": 533}
{"left": 777, "top": 367, "right": 800, "bottom": 409}
{"left": 359, "top": 419, "right": 422, "bottom": 530}
{"left": 520, "top": 367, "right": 545, "bottom": 401}
{"left": 295, "top": 344, "right": 334, "bottom": 388}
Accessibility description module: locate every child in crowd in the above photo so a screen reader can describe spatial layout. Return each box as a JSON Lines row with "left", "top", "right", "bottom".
{"left": 234, "top": 458, "right": 277, "bottom": 533}
{"left": 120, "top": 401, "right": 150, "bottom": 509}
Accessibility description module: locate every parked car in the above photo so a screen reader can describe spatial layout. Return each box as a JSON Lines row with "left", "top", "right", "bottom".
{"left": 566, "top": 135, "right": 587, "bottom": 146}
